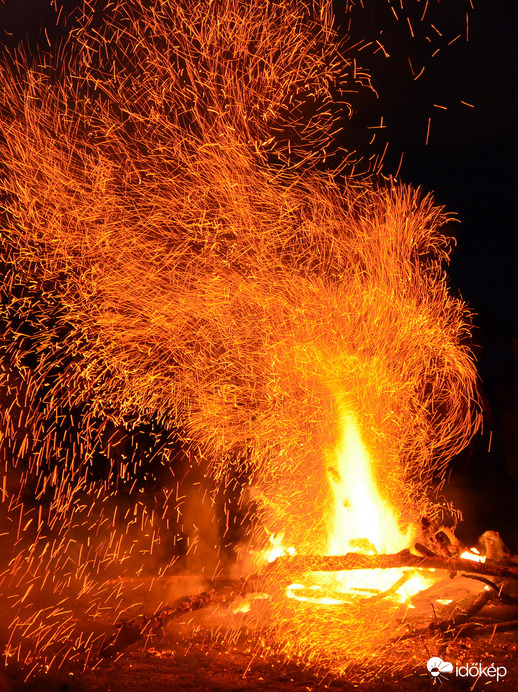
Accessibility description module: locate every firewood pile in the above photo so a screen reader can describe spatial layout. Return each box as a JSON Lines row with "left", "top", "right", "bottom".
{"left": 99, "top": 528, "right": 518, "bottom": 663}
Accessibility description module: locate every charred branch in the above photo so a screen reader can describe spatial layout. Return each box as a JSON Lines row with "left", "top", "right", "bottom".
{"left": 266, "top": 550, "right": 518, "bottom": 580}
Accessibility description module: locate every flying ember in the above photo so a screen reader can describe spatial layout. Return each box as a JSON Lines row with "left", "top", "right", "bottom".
{"left": 0, "top": 0, "right": 482, "bottom": 681}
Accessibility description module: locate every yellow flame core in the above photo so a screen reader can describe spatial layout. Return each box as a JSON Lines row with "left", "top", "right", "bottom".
{"left": 274, "top": 412, "right": 435, "bottom": 604}
{"left": 327, "top": 413, "right": 410, "bottom": 557}
{"left": 282, "top": 411, "right": 434, "bottom": 604}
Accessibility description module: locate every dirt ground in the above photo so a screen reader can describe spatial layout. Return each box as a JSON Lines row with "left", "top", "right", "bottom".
{"left": 1, "top": 608, "right": 516, "bottom": 692}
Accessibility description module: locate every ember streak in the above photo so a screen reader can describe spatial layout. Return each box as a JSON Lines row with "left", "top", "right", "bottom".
{"left": 0, "top": 0, "right": 480, "bottom": 680}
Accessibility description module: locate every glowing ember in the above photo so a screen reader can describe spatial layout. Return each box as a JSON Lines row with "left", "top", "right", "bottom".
{"left": 460, "top": 548, "right": 486, "bottom": 563}
{"left": 265, "top": 534, "right": 296, "bottom": 564}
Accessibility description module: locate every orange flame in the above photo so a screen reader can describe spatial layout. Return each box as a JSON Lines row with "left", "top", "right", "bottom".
{"left": 324, "top": 410, "right": 429, "bottom": 601}
{"left": 279, "top": 409, "right": 434, "bottom": 606}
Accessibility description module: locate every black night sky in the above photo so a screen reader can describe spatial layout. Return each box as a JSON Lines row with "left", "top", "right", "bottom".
{"left": 340, "top": 0, "right": 518, "bottom": 390}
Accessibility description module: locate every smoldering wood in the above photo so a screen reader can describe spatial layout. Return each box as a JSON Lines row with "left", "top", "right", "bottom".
{"left": 100, "top": 577, "right": 255, "bottom": 658}
{"left": 455, "top": 619, "right": 518, "bottom": 637}
{"left": 396, "top": 588, "right": 496, "bottom": 642}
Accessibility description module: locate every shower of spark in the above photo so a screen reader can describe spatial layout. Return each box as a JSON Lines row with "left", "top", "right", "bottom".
{"left": 0, "top": 0, "right": 479, "bottom": 678}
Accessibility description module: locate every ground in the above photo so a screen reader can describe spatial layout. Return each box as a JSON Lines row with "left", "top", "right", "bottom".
{"left": 2, "top": 467, "right": 518, "bottom": 692}
{"left": 1, "top": 605, "right": 517, "bottom": 692}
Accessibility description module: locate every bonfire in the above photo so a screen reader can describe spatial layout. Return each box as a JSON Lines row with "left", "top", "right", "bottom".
{"left": 0, "top": 0, "right": 514, "bottom": 686}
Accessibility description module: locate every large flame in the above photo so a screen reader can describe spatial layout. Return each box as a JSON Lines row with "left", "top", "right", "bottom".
{"left": 278, "top": 409, "right": 433, "bottom": 607}
{"left": 327, "top": 410, "right": 410, "bottom": 557}
{"left": 325, "top": 410, "right": 425, "bottom": 600}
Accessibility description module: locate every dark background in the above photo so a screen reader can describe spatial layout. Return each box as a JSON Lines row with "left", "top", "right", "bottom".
{"left": 334, "top": 0, "right": 518, "bottom": 545}
{"left": 340, "top": 0, "right": 518, "bottom": 391}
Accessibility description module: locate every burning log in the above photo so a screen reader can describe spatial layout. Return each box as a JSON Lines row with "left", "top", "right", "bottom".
{"left": 267, "top": 550, "right": 518, "bottom": 580}
{"left": 100, "top": 576, "right": 255, "bottom": 658}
